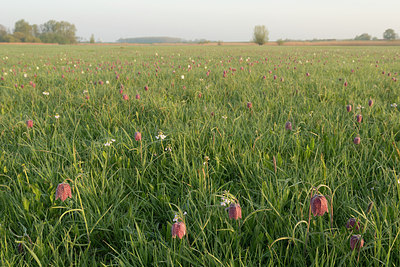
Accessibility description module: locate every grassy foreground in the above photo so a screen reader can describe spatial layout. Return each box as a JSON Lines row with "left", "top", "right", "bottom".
{"left": 0, "top": 44, "right": 400, "bottom": 266}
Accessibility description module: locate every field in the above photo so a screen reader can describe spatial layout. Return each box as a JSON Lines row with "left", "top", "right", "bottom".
{"left": 0, "top": 44, "right": 400, "bottom": 266}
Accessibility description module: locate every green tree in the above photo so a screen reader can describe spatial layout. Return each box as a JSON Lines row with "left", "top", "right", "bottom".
{"left": 383, "top": 29, "right": 397, "bottom": 40}
{"left": 252, "top": 25, "right": 269, "bottom": 45}
{"left": 90, "top": 34, "right": 95, "bottom": 43}
{"left": 0, "top": 24, "right": 7, "bottom": 42}
{"left": 40, "top": 20, "right": 77, "bottom": 44}
{"left": 354, "top": 33, "right": 371, "bottom": 41}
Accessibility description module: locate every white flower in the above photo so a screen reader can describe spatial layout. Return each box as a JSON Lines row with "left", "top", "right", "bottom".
{"left": 183, "top": 211, "right": 187, "bottom": 215}
{"left": 23, "top": 73, "right": 28, "bottom": 78}
{"left": 36, "top": 66, "right": 39, "bottom": 70}
{"left": 155, "top": 132, "right": 166, "bottom": 140}
{"left": 4, "top": 72, "right": 7, "bottom": 76}
{"left": 83, "top": 90, "right": 88, "bottom": 94}
{"left": 111, "top": 139, "right": 116, "bottom": 143}
{"left": 104, "top": 142, "right": 111, "bottom": 147}
{"left": 222, "top": 115, "right": 227, "bottom": 119}
{"left": 181, "top": 75, "right": 185, "bottom": 79}
{"left": 106, "top": 80, "right": 110, "bottom": 84}
{"left": 42, "top": 91, "right": 49, "bottom": 95}
{"left": 54, "top": 114, "right": 60, "bottom": 119}
{"left": 173, "top": 214, "right": 179, "bottom": 222}
{"left": 220, "top": 202, "right": 226, "bottom": 206}
{"left": 391, "top": 103, "right": 398, "bottom": 108}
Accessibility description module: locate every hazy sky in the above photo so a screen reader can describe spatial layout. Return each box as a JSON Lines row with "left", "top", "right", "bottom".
{"left": 2, "top": 0, "right": 400, "bottom": 42}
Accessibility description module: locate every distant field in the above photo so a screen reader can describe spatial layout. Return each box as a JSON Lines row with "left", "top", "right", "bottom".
{"left": 0, "top": 44, "right": 399, "bottom": 266}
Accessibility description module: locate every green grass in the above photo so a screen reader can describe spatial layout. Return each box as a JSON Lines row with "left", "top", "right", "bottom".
{"left": 0, "top": 44, "right": 400, "bottom": 266}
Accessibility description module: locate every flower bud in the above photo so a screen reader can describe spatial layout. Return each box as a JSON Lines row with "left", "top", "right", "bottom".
{"left": 285, "top": 121, "right": 292, "bottom": 131}
{"left": 346, "top": 218, "right": 361, "bottom": 231}
{"left": 134, "top": 132, "right": 142, "bottom": 141}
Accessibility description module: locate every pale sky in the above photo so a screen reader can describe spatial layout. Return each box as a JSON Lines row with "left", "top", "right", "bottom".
{"left": 2, "top": 0, "right": 400, "bottom": 42}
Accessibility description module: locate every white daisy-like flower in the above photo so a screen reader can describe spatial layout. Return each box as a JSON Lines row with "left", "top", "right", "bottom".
{"left": 23, "top": 73, "right": 28, "bottom": 78}
{"left": 391, "top": 103, "right": 398, "bottom": 108}
{"left": 104, "top": 142, "right": 111, "bottom": 147}
{"left": 4, "top": 72, "right": 7, "bottom": 76}
{"left": 54, "top": 114, "right": 60, "bottom": 119}
{"left": 181, "top": 75, "right": 184, "bottom": 79}
{"left": 42, "top": 91, "right": 49, "bottom": 95}
{"left": 106, "top": 80, "right": 110, "bottom": 84}
{"left": 36, "top": 66, "right": 39, "bottom": 70}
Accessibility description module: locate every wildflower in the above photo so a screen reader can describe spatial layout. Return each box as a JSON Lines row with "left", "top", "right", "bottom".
{"left": 368, "top": 99, "right": 374, "bottom": 107}
{"left": 104, "top": 142, "right": 111, "bottom": 147}
{"left": 346, "top": 218, "right": 361, "bottom": 231}
{"left": 155, "top": 132, "right": 166, "bottom": 140}
{"left": 350, "top": 235, "right": 364, "bottom": 250}
{"left": 122, "top": 94, "right": 129, "bottom": 100}
{"left": 165, "top": 145, "right": 172, "bottom": 152}
{"left": 228, "top": 203, "right": 242, "bottom": 220}
{"left": 346, "top": 105, "right": 352, "bottom": 112}
{"left": 83, "top": 90, "right": 88, "bottom": 94}
{"left": 356, "top": 114, "right": 362, "bottom": 123}
{"left": 171, "top": 221, "right": 186, "bottom": 239}
{"left": 310, "top": 194, "right": 328, "bottom": 217}
{"left": 136, "top": 94, "right": 140, "bottom": 99}
{"left": 220, "top": 197, "right": 231, "bottom": 206}
{"left": 181, "top": 75, "right": 185, "bottom": 79}
{"left": 354, "top": 136, "right": 361, "bottom": 145}
{"left": 26, "top": 120, "right": 33, "bottom": 128}
{"left": 106, "top": 80, "right": 110, "bottom": 84}
{"left": 42, "top": 91, "right": 50, "bottom": 95}
{"left": 247, "top": 102, "right": 252, "bottom": 109}
{"left": 391, "top": 103, "right": 398, "bottom": 108}
{"left": 55, "top": 183, "right": 72, "bottom": 202}
{"left": 23, "top": 73, "right": 28, "bottom": 78}
{"left": 222, "top": 115, "right": 227, "bottom": 119}
{"left": 134, "top": 132, "right": 142, "bottom": 141}
{"left": 55, "top": 114, "right": 60, "bottom": 119}
{"left": 285, "top": 121, "right": 292, "bottom": 131}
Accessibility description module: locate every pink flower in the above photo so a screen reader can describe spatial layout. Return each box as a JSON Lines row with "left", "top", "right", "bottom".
{"left": 247, "top": 102, "right": 252, "bottom": 109}
{"left": 122, "top": 94, "right": 129, "bottom": 100}
{"left": 368, "top": 99, "right": 373, "bottom": 107}
{"left": 144, "top": 85, "right": 148, "bottom": 91}
{"left": 26, "top": 120, "right": 33, "bottom": 128}
{"left": 356, "top": 114, "right": 362, "bottom": 123}
{"left": 350, "top": 235, "right": 364, "bottom": 250}
{"left": 55, "top": 183, "right": 72, "bottom": 202}
{"left": 346, "top": 105, "right": 352, "bottom": 112}
{"left": 228, "top": 203, "right": 242, "bottom": 220}
{"left": 171, "top": 221, "right": 186, "bottom": 239}
{"left": 310, "top": 194, "right": 328, "bottom": 217}
{"left": 136, "top": 94, "right": 140, "bottom": 100}
{"left": 134, "top": 132, "right": 142, "bottom": 141}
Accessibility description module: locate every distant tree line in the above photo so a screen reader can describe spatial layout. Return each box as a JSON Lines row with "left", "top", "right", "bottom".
{"left": 0, "top": 19, "right": 77, "bottom": 44}
{"left": 354, "top": 29, "right": 398, "bottom": 41}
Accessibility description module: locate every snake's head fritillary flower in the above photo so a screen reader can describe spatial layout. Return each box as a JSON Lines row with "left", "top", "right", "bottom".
{"left": 346, "top": 105, "right": 352, "bottom": 112}
{"left": 55, "top": 183, "right": 72, "bottom": 202}
{"left": 228, "top": 203, "right": 242, "bottom": 220}
{"left": 353, "top": 136, "right": 361, "bottom": 145}
{"left": 134, "top": 132, "right": 142, "bottom": 141}
{"left": 144, "top": 85, "right": 148, "bottom": 91}
{"left": 171, "top": 221, "right": 186, "bottom": 239}
{"left": 346, "top": 218, "right": 361, "bottom": 231}
{"left": 350, "top": 235, "right": 364, "bottom": 250}
{"left": 368, "top": 99, "right": 373, "bottom": 107}
{"left": 310, "top": 194, "right": 328, "bottom": 217}
{"left": 122, "top": 94, "right": 129, "bottom": 100}
{"left": 356, "top": 114, "right": 362, "bottom": 123}
{"left": 247, "top": 102, "right": 252, "bottom": 109}
{"left": 285, "top": 121, "right": 292, "bottom": 131}
{"left": 26, "top": 120, "right": 33, "bottom": 128}
{"left": 136, "top": 94, "right": 140, "bottom": 100}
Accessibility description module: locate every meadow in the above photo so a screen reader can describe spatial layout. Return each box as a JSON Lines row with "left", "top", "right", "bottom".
{"left": 0, "top": 44, "right": 399, "bottom": 266}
